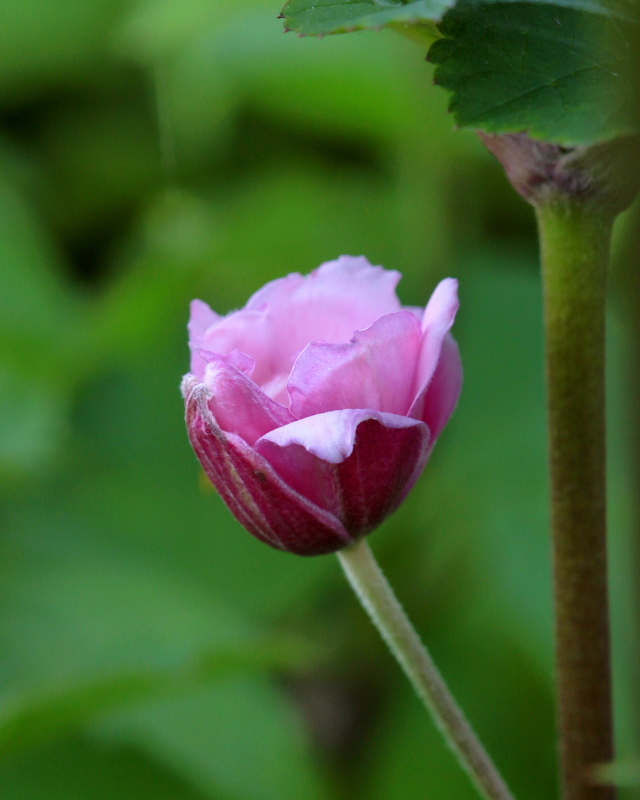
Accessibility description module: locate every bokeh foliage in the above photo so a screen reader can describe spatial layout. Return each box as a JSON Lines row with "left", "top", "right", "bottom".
{"left": 0, "top": 1, "right": 638, "bottom": 798}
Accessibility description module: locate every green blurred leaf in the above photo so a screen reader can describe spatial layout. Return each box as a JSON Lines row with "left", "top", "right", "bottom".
{"left": 0, "top": 675, "right": 179, "bottom": 757}
{"left": 0, "top": 557, "right": 254, "bottom": 684}
{"left": 0, "top": 638, "right": 316, "bottom": 757}
{"left": 87, "top": 190, "right": 218, "bottom": 364}
{"left": 0, "top": 171, "right": 78, "bottom": 371}
{"left": 114, "top": 0, "right": 255, "bottom": 60}
{"left": 0, "top": 736, "right": 210, "bottom": 800}
{"left": 428, "top": 1, "right": 636, "bottom": 145}
{"left": 100, "top": 676, "right": 330, "bottom": 800}
{"left": 0, "top": 169, "right": 80, "bottom": 477}
{"left": 0, "top": 0, "right": 125, "bottom": 100}
{"left": 594, "top": 758, "right": 640, "bottom": 787}
{"left": 36, "top": 102, "right": 161, "bottom": 240}
{"left": 434, "top": 260, "right": 554, "bottom": 675}
{"left": 0, "top": 366, "right": 67, "bottom": 481}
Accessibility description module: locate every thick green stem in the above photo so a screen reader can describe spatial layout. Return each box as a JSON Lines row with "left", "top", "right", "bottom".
{"left": 537, "top": 202, "right": 615, "bottom": 800}
{"left": 337, "top": 538, "right": 515, "bottom": 800}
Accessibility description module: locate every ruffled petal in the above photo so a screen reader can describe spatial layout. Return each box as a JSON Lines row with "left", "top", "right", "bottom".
{"left": 246, "top": 255, "right": 402, "bottom": 322}
{"left": 410, "top": 278, "right": 460, "bottom": 416}
{"left": 193, "top": 346, "right": 256, "bottom": 378}
{"left": 288, "top": 311, "right": 422, "bottom": 419}
{"left": 193, "top": 308, "right": 270, "bottom": 380}
{"left": 191, "top": 257, "right": 403, "bottom": 402}
{"left": 183, "top": 376, "right": 352, "bottom": 556}
{"left": 255, "top": 410, "right": 429, "bottom": 535}
{"left": 183, "top": 359, "right": 294, "bottom": 447}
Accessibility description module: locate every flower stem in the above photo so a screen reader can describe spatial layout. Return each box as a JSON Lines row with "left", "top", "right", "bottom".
{"left": 537, "top": 201, "right": 615, "bottom": 800}
{"left": 337, "top": 538, "right": 515, "bottom": 800}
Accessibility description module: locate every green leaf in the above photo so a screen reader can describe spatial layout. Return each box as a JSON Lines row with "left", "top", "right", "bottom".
{"left": 280, "top": 0, "right": 632, "bottom": 37}
{"left": 281, "top": 0, "right": 450, "bottom": 36}
{"left": 282, "top": 0, "right": 637, "bottom": 145}
{"left": 428, "top": 1, "right": 636, "bottom": 144}
{"left": 446, "top": 0, "right": 633, "bottom": 18}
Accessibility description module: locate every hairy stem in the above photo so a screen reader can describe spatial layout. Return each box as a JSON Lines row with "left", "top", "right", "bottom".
{"left": 537, "top": 202, "right": 615, "bottom": 800}
{"left": 337, "top": 538, "right": 515, "bottom": 800}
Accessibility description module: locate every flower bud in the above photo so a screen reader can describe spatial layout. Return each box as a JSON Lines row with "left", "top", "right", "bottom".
{"left": 182, "top": 256, "right": 462, "bottom": 556}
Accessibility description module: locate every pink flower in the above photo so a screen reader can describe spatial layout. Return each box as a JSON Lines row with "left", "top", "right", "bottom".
{"left": 182, "top": 256, "right": 462, "bottom": 556}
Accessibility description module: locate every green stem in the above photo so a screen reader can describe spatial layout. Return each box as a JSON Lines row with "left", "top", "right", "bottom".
{"left": 337, "top": 538, "right": 515, "bottom": 800}
{"left": 537, "top": 202, "right": 615, "bottom": 800}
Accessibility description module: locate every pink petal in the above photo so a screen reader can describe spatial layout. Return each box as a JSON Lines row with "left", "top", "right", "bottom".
{"left": 193, "top": 346, "right": 256, "bottom": 379}
{"left": 420, "top": 333, "right": 462, "bottom": 450}
{"left": 183, "top": 376, "right": 352, "bottom": 556}
{"left": 188, "top": 300, "right": 222, "bottom": 378}
{"left": 192, "top": 308, "right": 267, "bottom": 382}
{"left": 288, "top": 311, "right": 422, "bottom": 419}
{"left": 189, "top": 299, "right": 221, "bottom": 341}
{"left": 410, "top": 278, "right": 460, "bottom": 416}
{"left": 258, "top": 408, "right": 392, "bottom": 464}
{"left": 256, "top": 410, "right": 429, "bottom": 536}
{"left": 184, "top": 358, "right": 294, "bottom": 447}
{"left": 246, "top": 256, "right": 402, "bottom": 322}
{"left": 193, "top": 257, "right": 403, "bottom": 402}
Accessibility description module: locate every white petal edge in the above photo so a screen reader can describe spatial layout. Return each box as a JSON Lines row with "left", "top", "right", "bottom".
{"left": 256, "top": 408, "right": 428, "bottom": 464}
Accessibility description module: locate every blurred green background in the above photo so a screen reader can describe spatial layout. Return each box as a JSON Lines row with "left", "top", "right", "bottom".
{"left": 0, "top": 0, "right": 638, "bottom": 797}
